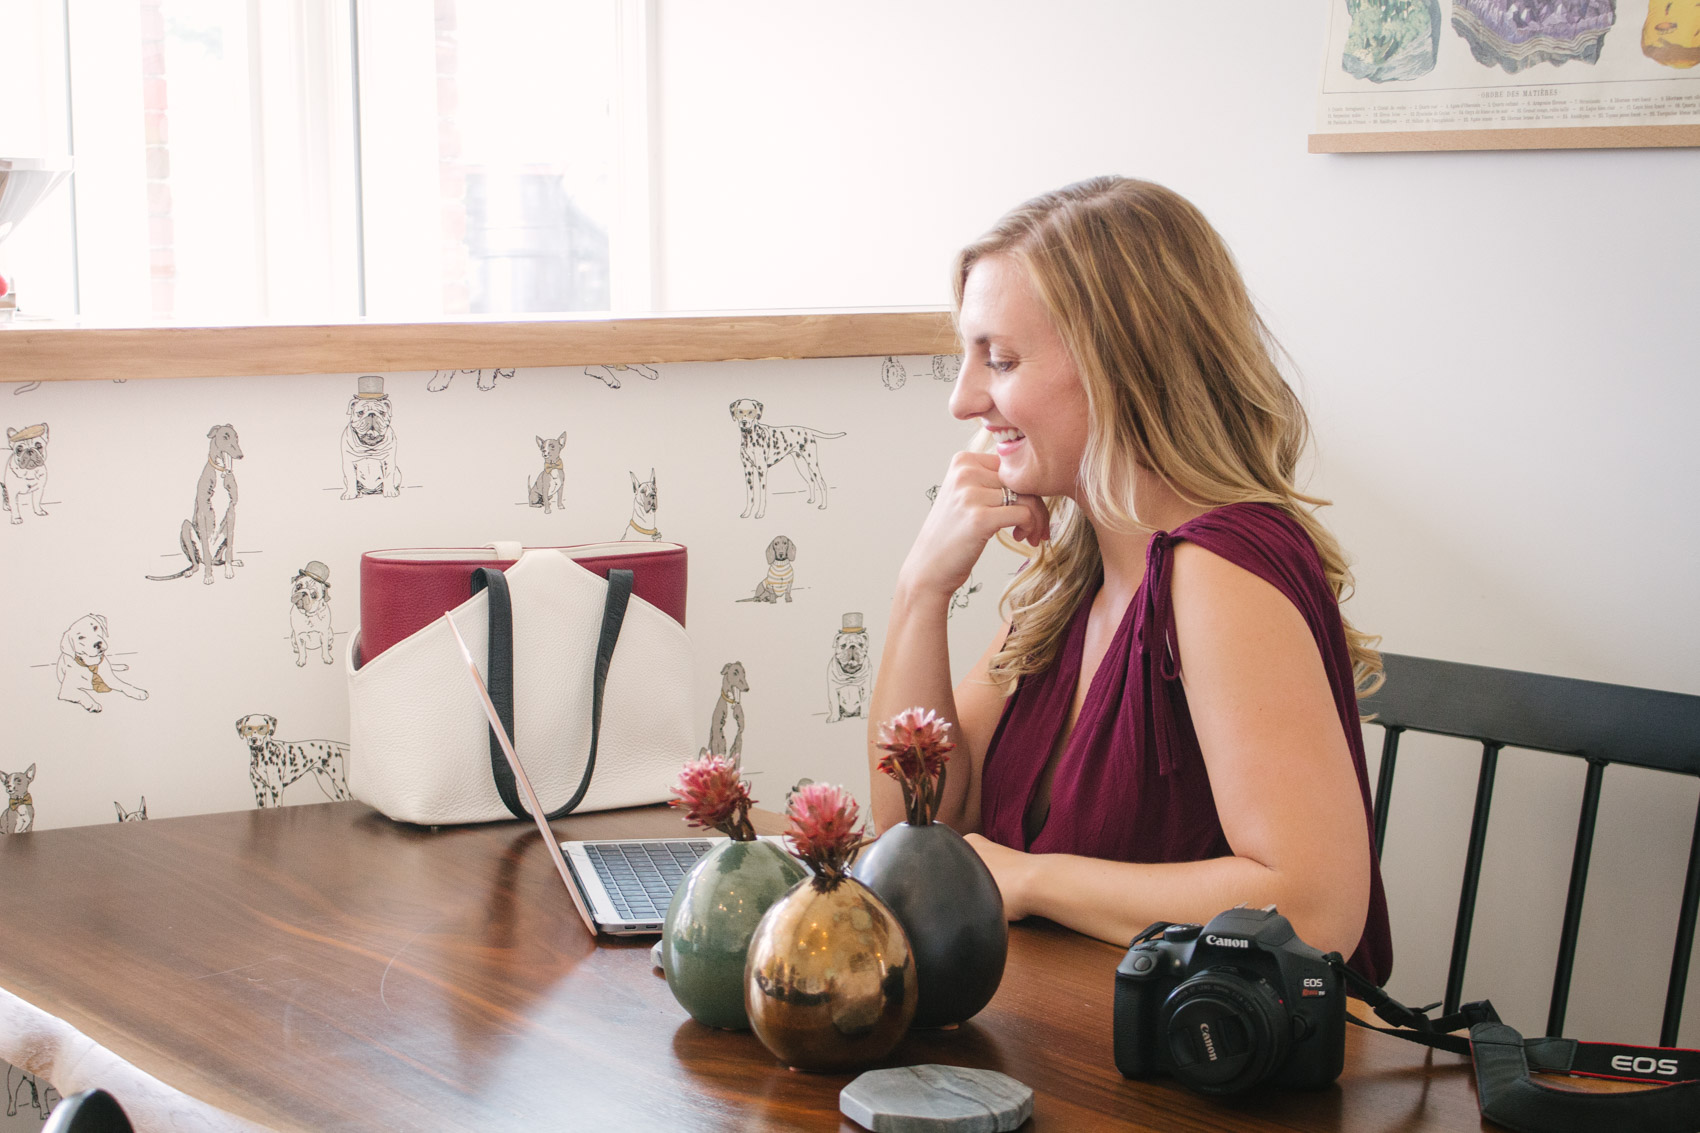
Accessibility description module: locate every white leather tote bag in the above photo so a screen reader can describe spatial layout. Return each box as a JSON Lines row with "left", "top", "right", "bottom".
{"left": 346, "top": 548, "right": 695, "bottom": 825}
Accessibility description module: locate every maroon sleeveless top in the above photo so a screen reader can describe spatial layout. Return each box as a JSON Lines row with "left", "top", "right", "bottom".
{"left": 979, "top": 502, "right": 1393, "bottom": 984}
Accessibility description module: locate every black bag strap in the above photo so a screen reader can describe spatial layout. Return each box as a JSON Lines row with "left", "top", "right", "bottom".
{"left": 470, "top": 565, "right": 634, "bottom": 821}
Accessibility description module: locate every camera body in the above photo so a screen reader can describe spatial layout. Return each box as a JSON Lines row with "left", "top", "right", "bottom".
{"left": 1114, "top": 906, "right": 1345, "bottom": 1095}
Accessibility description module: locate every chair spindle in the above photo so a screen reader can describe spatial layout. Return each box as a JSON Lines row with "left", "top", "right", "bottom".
{"left": 1372, "top": 726, "right": 1403, "bottom": 859}
{"left": 1546, "top": 758, "right": 1605, "bottom": 1037}
{"left": 1662, "top": 791, "right": 1700, "bottom": 1048}
{"left": 1446, "top": 741, "right": 1502, "bottom": 1016}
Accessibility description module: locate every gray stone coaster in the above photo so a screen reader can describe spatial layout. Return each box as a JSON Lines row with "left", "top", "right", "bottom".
{"left": 840, "top": 1065, "right": 1033, "bottom": 1132}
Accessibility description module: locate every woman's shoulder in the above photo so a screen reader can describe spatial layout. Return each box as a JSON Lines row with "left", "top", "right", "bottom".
{"left": 1173, "top": 501, "right": 1315, "bottom": 558}
{"left": 1167, "top": 502, "right": 1329, "bottom": 600}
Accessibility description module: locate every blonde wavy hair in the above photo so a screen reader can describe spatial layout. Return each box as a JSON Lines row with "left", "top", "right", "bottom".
{"left": 954, "top": 176, "right": 1383, "bottom": 696}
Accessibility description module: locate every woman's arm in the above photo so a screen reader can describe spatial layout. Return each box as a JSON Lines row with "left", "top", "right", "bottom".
{"left": 869, "top": 607, "right": 1011, "bottom": 834}
{"left": 965, "top": 542, "right": 1372, "bottom": 956}
{"left": 868, "top": 451, "right": 1047, "bottom": 834}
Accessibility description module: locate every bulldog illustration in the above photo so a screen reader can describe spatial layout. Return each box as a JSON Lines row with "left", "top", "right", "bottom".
{"left": 2, "top": 422, "right": 49, "bottom": 524}
{"left": 341, "top": 374, "right": 402, "bottom": 498}
{"left": 825, "top": 612, "right": 871, "bottom": 723}
{"left": 289, "top": 560, "right": 335, "bottom": 666}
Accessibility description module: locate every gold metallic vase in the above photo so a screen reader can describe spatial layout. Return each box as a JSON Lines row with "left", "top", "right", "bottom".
{"left": 743, "top": 875, "right": 917, "bottom": 1072}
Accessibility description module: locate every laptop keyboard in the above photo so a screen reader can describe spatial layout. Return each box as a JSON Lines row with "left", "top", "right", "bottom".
{"left": 584, "top": 840, "right": 714, "bottom": 923}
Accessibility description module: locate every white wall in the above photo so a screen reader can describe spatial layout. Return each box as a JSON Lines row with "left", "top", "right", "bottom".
{"left": 655, "top": 2, "right": 1700, "bottom": 1046}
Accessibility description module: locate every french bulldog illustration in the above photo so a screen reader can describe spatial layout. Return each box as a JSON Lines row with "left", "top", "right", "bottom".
{"left": 2, "top": 422, "right": 49, "bottom": 524}
{"left": 289, "top": 561, "right": 335, "bottom": 666}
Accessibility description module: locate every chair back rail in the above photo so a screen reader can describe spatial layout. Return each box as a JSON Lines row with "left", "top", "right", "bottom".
{"left": 1363, "top": 653, "right": 1700, "bottom": 1047}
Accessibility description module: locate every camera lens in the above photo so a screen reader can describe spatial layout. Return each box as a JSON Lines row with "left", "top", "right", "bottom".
{"left": 1160, "top": 971, "right": 1290, "bottom": 1094}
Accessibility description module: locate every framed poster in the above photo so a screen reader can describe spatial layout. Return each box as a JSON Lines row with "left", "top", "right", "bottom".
{"left": 1312, "top": 1, "right": 1700, "bottom": 151}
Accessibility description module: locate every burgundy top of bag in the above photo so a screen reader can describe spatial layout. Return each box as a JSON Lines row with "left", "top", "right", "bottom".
{"left": 358, "top": 543, "right": 688, "bottom": 664}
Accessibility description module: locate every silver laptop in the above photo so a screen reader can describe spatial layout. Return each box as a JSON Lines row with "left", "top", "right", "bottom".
{"left": 562, "top": 835, "right": 790, "bottom": 935}
{"left": 444, "top": 614, "right": 790, "bottom": 937}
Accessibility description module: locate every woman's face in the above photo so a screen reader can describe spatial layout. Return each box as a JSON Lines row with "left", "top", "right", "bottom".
{"left": 950, "top": 253, "right": 1090, "bottom": 499}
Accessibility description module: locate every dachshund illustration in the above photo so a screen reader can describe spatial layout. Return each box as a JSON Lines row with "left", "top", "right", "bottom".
{"left": 737, "top": 535, "right": 797, "bottom": 603}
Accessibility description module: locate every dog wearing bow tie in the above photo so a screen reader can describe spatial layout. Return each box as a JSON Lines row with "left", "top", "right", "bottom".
{"left": 0, "top": 764, "right": 35, "bottom": 835}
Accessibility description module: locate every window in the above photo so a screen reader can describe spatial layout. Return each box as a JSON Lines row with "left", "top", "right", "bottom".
{"left": 0, "top": 0, "right": 649, "bottom": 324}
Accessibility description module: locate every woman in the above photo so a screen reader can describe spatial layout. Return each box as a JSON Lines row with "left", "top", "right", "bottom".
{"left": 868, "top": 177, "right": 1391, "bottom": 982}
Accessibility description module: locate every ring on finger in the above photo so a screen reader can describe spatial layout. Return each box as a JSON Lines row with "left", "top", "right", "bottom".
{"left": 1001, "top": 486, "right": 1018, "bottom": 508}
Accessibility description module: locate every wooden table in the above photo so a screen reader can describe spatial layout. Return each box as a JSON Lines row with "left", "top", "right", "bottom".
{"left": 0, "top": 802, "right": 1492, "bottom": 1132}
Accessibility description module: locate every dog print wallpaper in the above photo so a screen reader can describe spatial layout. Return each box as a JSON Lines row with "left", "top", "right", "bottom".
{"left": 0, "top": 351, "right": 1009, "bottom": 1124}
{"left": 0, "top": 353, "right": 1014, "bottom": 838}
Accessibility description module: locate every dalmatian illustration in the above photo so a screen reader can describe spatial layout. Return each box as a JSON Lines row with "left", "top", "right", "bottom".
{"left": 727, "top": 398, "right": 846, "bottom": 519}
{"left": 234, "top": 714, "right": 351, "bottom": 808}
{"left": 115, "top": 797, "right": 148, "bottom": 822}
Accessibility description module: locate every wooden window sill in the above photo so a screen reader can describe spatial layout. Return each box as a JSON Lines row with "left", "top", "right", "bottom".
{"left": 0, "top": 309, "right": 959, "bottom": 382}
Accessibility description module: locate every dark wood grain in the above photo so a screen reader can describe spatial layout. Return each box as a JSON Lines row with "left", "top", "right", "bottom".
{"left": 0, "top": 802, "right": 1492, "bottom": 1132}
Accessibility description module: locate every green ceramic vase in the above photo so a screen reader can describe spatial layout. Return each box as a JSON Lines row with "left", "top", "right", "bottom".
{"left": 661, "top": 838, "right": 808, "bottom": 1030}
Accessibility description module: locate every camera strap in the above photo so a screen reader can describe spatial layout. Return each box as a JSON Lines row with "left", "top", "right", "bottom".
{"left": 1324, "top": 954, "right": 1700, "bottom": 1133}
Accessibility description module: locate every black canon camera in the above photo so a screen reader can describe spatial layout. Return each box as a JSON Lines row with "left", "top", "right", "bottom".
{"left": 1114, "top": 906, "right": 1345, "bottom": 1095}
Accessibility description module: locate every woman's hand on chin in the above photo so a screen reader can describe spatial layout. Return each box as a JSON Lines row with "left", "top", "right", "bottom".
{"left": 964, "top": 832, "right": 1036, "bottom": 921}
{"left": 899, "top": 452, "right": 1050, "bottom": 602}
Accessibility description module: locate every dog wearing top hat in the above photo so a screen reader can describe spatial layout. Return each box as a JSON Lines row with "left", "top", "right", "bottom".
{"left": 341, "top": 374, "right": 402, "bottom": 498}
{"left": 2, "top": 423, "right": 49, "bottom": 525}
{"left": 289, "top": 560, "right": 335, "bottom": 666}
{"left": 825, "top": 612, "right": 872, "bottom": 723}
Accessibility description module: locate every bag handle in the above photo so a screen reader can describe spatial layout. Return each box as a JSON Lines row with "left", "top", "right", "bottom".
{"left": 470, "top": 563, "right": 635, "bottom": 821}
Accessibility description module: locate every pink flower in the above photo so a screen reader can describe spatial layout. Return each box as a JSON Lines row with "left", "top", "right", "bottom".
{"left": 670, "top": 752, "right": 756, "bottom": 841}
{"left": 784, "top": 782, "right": 868, "bottom": 884}
{"left": 874, "top": 707, "right": 955, "bottom": 826}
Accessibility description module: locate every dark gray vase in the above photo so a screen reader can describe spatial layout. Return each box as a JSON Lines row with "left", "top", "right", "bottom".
{"left": 851, "top": 820, "right": 1007, "bottom": 1028}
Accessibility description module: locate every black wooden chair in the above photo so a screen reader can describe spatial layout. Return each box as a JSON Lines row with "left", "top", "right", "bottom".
{"left": 1362, "top": 652, "right": 1700, "bottom": 1046}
